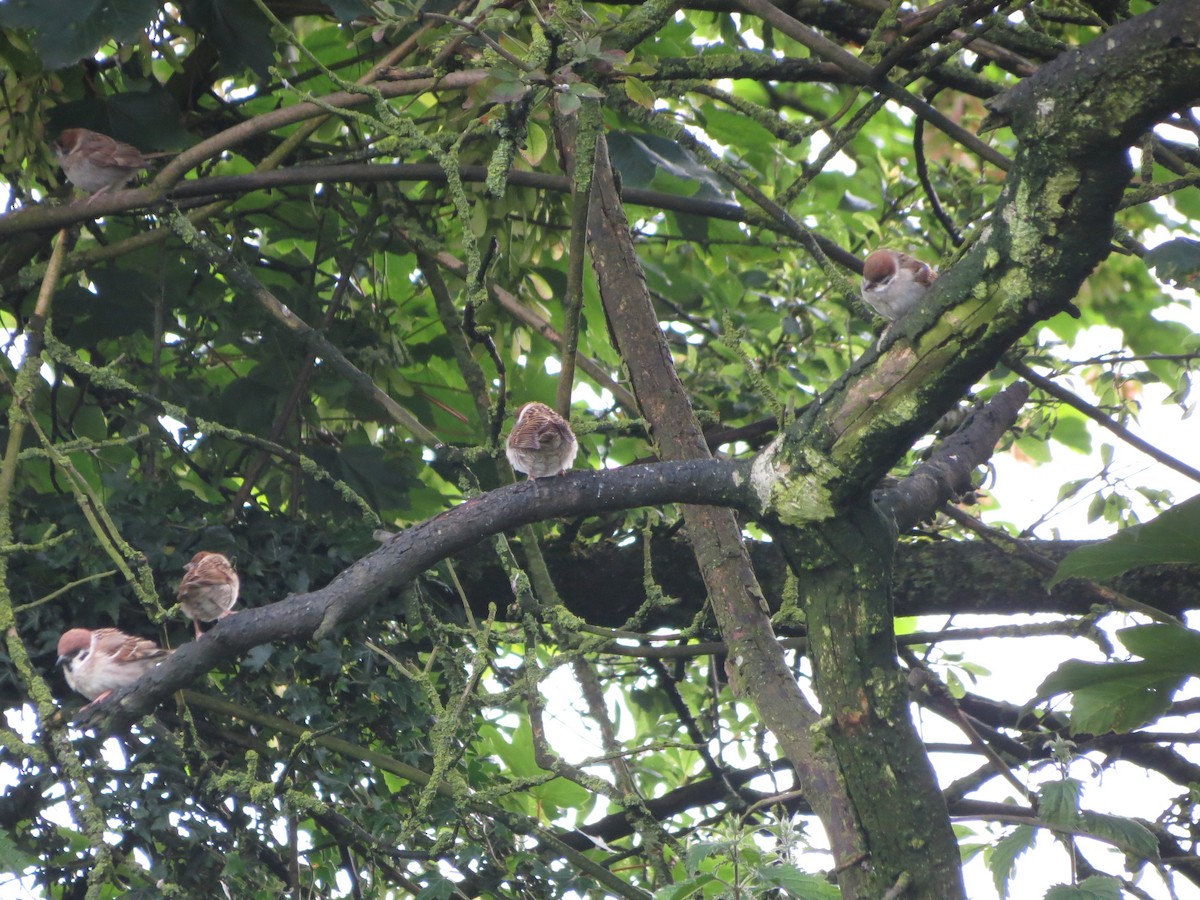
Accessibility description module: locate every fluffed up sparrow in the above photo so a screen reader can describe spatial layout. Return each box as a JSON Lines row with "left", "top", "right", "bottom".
{"left": 505, "top": 402, "right": 579, "bottom": 479}
{"left": 860, "top": 249, "right": 938, "bottom": 321}
{"left": 57, "top": 627, "right": 172, "bottom": 706}
{"left": 52, "top": 128, "right": 156, "bottom": 197}
{"left": 177, "top": 551, "right": 239, "bottom": 638}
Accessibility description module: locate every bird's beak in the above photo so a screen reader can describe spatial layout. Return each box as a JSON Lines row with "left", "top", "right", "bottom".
{"left": 56, "top": 655, "right": 67, "bottom": 668}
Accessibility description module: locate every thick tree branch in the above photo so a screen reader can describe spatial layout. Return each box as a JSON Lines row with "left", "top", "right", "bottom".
{"left": 557, "top": 117, "right": 867, "bottom": 889}
{"left": 439, "top": 534, "right": 1200, "bottom": 630}
{"left": 78, "top": 459, "right": 755, "bottom": 731}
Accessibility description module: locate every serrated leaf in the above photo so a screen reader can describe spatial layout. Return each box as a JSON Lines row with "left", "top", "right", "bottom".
{"left": 1038, "top": 779, "right": 1083, "bottom": 827}
{"left": 415, "top": 875, "right": 458, "bottom": 900}
{"left": 1050, "top": 494, "right": 1200, "bottom": 585}
{"left": 0, "top": 827, "right": 34, "bottom": 873}
{"left": 988, "top": 824, "right": 1036, "bottom": 899}
{"left": 657, "top": 874, "right": 716, "bottom": 900}
{"left": 1077, "top": 811, "right": 1159, "bottom": 859}
{"left": 758, "top": 865, "right": 842, "bottom": 897}
{"left": 685, "top": 841, "right": 725, "bottom": 874}
{"left": 1044, "top": 875, "right": 1123, "bottom": 899}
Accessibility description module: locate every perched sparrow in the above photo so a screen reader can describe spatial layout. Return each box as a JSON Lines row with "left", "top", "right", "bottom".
{"left": 57, "top": 627, "right": 172, "bottom": 706}
{"left": 177, "top": 551, "right": 239, "bottom": 638}
{"left": 860, "top": 249, "right": 938, "bottom": 321}
{"left": 52, "top": 128, "right": 153, "bottom": 197}
{"left": 505, "top": 402, "right": 579, "bottom": 479}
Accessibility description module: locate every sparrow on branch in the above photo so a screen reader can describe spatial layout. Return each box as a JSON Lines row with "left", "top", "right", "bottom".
{"left": 505, "top": 402, "right": 579, "bottom": 479}
{"left": 52, "top": 128, "right": 157, "bottom": 197}
{"left": 177, "top": 551, "right": 239, "bottom": 638}
{"left": 57, "top": 627, "right": 172, "bottom": 706}
{"left": 860, "top": 248, "right": 938, "bottom": 321}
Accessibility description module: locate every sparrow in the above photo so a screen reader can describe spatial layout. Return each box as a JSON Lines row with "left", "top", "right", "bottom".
{"left": 57, "top": 627, "right": 172, "bottom": 706}
{"left": 860, "top": 249, "right": 938, "bottom": 321}
{"left": 177, "top": 551, "right": 239, "bottom": 638}
{"left": 52, "top": 128, "right": 154, "bottom": 197}
{"left": 505, "top": 402, "right": 579, "bottom": 479}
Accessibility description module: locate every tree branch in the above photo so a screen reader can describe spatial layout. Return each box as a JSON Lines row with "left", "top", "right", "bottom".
{"left": 78, "top": 459, "right": 755, "bottom": 731}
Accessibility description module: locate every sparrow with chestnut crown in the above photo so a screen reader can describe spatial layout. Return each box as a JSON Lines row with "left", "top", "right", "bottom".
{"left": 57, "top": 627, "right": 172, "bottom": 707}
{"left": 52, "top": 128, "right": 156, "bottom": 198}
{"left": 860, "top": 248, "right": 938, "bottom": 321}
{"left": 177, "top": 551, "right": 239, "bottom": 638}
{"left": 506, "top": 402, "right": 578, "bottom": 479}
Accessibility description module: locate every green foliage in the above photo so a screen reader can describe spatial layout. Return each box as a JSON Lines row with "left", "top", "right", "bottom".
{"left": 1044, "top": 876, "right": 1123, "bottom": 899}
{"left": 987, "top": 824, "right": 1036, "bottom": 900}
{"left": 0, "top": 1, "right": 1195, "bottom": 898}
{"left": 1146, "top": 237, "right": 1200, "bottom": 288}
{"left": 1037, "top": 622, "right": 1200, "bottom": 733}
{"left": 1051, "top": 494, "right": 1200, "bottom": 585}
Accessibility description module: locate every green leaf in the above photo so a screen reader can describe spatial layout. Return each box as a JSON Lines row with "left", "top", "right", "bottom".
{"left": 1145, "top": 237, "right": 1200, "bottom": 287}
{"left": 607, "top": 131, "right": 730, "bottom": 200}
{"left": 415, "top": 874, "right": 458, "bottom": 900}
{"left": 1036, "top": 659, "right": 1182, "bottom": 733}
{"left": 684, "top": 841, "right": 726, "bottom": 874}
{"left": 556, "top": 91, "right": 581, "bottom": 115}
{"left": 657, "top": 875, "right": 716, "bottom": 900}
{"left": 1044, "top": 875, "right": 1123, "bottom": 899}
{"left": 624, "top": 76, "right": 656, "bottom": 110}
{"left": 568, "top": 81, "right": 605, "bottom": 100}
{"left": 1077, "top": 811, "right": 1159, "bottom": 859}
{"left": 0, "top": 827, "right": 35, "bottom": 873}
{"left": 758, "top": 865, "right": 842, "bottom": 897}
{"left": 1038, "top": 779, "right": 1082, "bottom": 827}
{"left": 1117, "top": 623, "right": 1200, "bottom": 670}
{"left": 987, "top": 824, "right": 1036, "bottom": 899}
{"left": 1050, "top": 494, "right": 1200, "bottom": 586}
{"left": 699, "top": 105, "right": 775, "bottom": 154}
{"left": 184, "top": 0, "right": 277, "bottom": 76}
{"left": 0, "top": 0, "right": 160, "bottom": 69}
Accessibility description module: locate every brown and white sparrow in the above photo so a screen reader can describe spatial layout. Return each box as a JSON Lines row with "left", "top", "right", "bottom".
{"left": 861, "top": 249, "right": 938, "bottom": 321}
{"left": 177, "top": 551, "right": 239, "bottom": 638}
{"left": 505, "top": 402, "right": 579, "bottom": 479}
{"left": 52, "top": 128, "right": 154, "bottom": 197}
{"left": 57, "top": 627, "right": 172, "bottom": 706}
